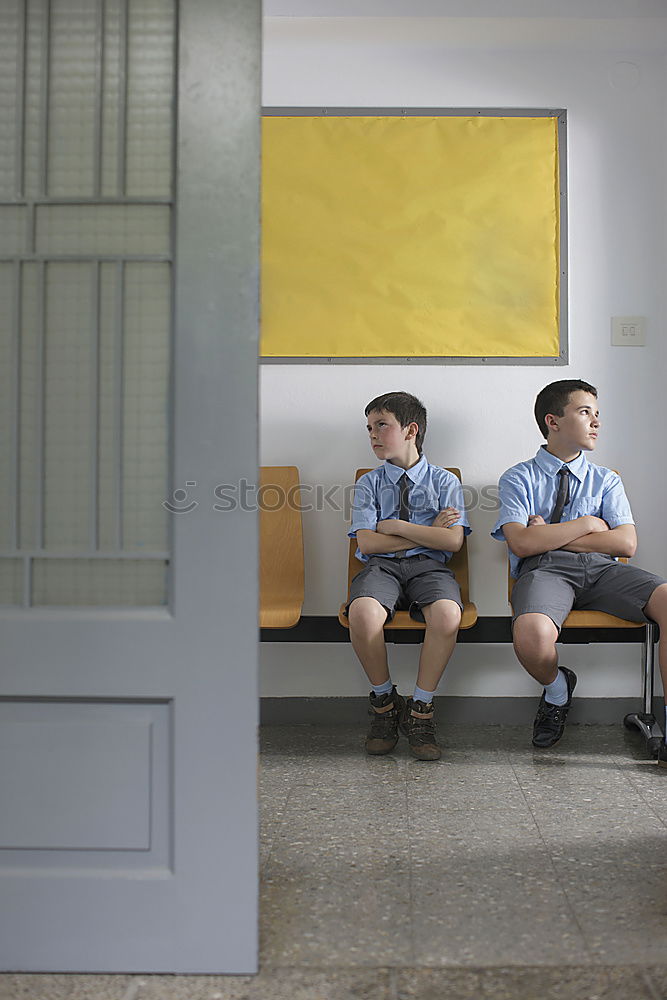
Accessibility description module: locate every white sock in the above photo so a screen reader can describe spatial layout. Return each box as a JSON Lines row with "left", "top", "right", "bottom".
{"left": 372, "top": 678, "right": 394, "bottom": 698}
{"left": 544, "top": 668, "right": 568, "bottom": 706}
{"left": 413, "top": 685, "right": 435, "bottom": 705}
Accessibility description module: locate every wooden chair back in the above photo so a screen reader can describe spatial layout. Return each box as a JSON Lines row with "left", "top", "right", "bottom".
{"left": 259, "top": 466, "right": 304, "bottom": 628}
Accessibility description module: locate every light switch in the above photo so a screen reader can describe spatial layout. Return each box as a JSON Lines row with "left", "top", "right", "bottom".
{"left": 611, "top": 316, "right": 646, "bottom": 346}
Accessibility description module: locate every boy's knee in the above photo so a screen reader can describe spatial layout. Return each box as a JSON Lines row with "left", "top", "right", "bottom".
{"left": 348, "top": 596, "right": 388, "bottom": 632}
{"left": 423, "top": 599, "right": 461, "bottom": 634}
{"left": 646, "top": 582, "right": 667, "bottom": 622}
{"left": 513, "top": 612, "right": 558, "bottom": 649}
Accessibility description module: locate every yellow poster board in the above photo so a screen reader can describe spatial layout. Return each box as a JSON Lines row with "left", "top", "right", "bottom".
{"left": 261, "top": 113, "right": 562, "bottom": 360}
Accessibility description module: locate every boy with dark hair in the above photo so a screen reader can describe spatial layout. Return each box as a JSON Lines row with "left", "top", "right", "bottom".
{"left": 492, "top": 379, "right": 667, "bottom": 761}
{"left": 346, "top": 391, "right": 470, "bottom": 760}
{"left": 365, "top": 391, "right": 428, "bottom": 455}
{"left": 533, "top": 379, "right": 598, "bottom": 440}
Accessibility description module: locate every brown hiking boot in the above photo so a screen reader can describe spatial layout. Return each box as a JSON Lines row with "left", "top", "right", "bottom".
{"left": 365, "top": 686, "right": 406, "bottom": 755}
{"left": 401, "top": 697, "right": 441, "bottom": 761}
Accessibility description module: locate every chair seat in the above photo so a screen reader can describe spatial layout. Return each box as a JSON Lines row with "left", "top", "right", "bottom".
{"left": 561, "top": 609, "right": 644, "bottom": 629}
{"left": 260, "top": 602, "right": 303, "bottom": 629}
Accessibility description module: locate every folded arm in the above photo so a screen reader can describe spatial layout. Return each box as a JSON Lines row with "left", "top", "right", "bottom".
{"left": 356, "top": 528, "right": 417, "bottom": 555}
{"left": 375, "top": 510, "right": 464, "bottom": 553}
{"left": 560, "top": 522, "right": 637, "bottom": 557}
{"left": 502, "top": 514, "right": 612, "bottom": 559}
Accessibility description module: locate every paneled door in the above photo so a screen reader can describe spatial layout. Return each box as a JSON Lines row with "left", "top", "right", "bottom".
{"left": 0, "top": 0, "right": 260, "bottom": 973}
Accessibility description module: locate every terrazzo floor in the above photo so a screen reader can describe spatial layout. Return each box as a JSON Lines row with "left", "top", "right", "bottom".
{"left": 2, "top": 722, "right": 667, "bottom": 1000}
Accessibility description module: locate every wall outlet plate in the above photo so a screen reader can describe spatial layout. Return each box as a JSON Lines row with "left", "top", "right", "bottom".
{"left": 611, "top": 316, "right": 646, "bottom": 346}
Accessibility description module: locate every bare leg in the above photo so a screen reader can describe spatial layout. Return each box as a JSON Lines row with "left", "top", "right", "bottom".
{"left": 512, "top": 612, "right": 560, "bottom": 686}
{"left": 416, "top": 599, "right": 462, "bottom": 693}
{"left": 347, "top": 596, "right": 390, "bottom": 687}
{"left": 644, "top": 583, "right": 667, "bottom": 706}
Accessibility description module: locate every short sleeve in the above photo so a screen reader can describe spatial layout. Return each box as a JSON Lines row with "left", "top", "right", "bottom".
{"left": 600, "top": 472, "right": 635, "bottom": 528}
{"left": 491, "top": 471, "right": 531, "bottom": 541}
{"left": 438, "top": 473, "right": 471, "bottom": 534}
{"left": 348, "top": 474, "right": 379, "bottom": 538}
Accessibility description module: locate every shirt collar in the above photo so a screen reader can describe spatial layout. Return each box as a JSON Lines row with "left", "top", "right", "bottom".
{"left": 534, "top": 445, "right": 587, "bottom": 482}
{"left": 383, "top": 453, "right": 428, "bottom": 484}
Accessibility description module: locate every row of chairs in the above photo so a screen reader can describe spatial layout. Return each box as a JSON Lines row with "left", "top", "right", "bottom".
{"left": 260, "top": 464, "right": 646, "bottom": 636}
{"left": 259, "top": 466, "right": 661, "bottom": 752}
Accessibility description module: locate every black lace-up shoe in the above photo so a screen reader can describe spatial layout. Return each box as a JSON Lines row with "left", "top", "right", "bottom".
{"left": 532, "top": 667, "right": 577, "bottom": 748}
{"left": 365, "top": 686, "right": 406, "bottom": 755}
{"left": 657, "top": 743, "right": 667, "bottom": 769}
{"left": 401, "top": 698, "right": 441, "bottom": 761}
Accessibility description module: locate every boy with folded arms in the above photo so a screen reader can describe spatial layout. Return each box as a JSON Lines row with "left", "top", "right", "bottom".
{"left": 346, "top": 391, "right": 470, "bottom": 760}
{"left": 493, "top": 379, "right": 667, "bottom": 760}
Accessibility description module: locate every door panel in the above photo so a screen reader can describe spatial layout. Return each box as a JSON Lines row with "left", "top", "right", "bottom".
{"left": 0, "top": 0, "right": 260, "bottom": 973}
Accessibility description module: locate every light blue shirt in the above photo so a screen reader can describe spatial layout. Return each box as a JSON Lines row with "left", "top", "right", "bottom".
{"left": 492, "top": 446, "right": 635, "bottom": 577}
{"left": 349, "top": 453, "right": 471, "bottom": 564}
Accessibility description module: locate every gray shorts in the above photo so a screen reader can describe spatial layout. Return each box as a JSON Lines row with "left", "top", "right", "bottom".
{"left": 346, "top": 554, "right": 463, "bottom": 623}
{"left": 511, "top": 550, "right": 665, "bottom": 631}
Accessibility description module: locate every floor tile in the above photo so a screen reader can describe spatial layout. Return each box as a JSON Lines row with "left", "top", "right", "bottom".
{"left": 409, "top": 853, "right": 590, "bottom": 966}
{"left": 258, "top": 769, "right": 295, "bottom": 868}
{"left": 644, "top": 965, "right": 667, "bottom": 998}
{"left": 0, "top": 975, "right": 79, "bottom": 1000}
{"left": 520, "top": 801, "right": 661, "bottom": 849}
{"left": 66, "top": 977, "right": 140, "bottom": 1000}
{"left": 550, "top": 847, "right": 667, "bottom": 964}
{"left": 260, "top": 778, "right": 412, "bottom": 966}
{"left": 510, "top": 746, "right": 664, "bottom": 839}
{"left": 134, "top": 969, "right": 393, "bottom": 1000}
{"left": 403, "top": 753, "right": 590, "bottom": 965}
{"left": 621, "top": 760, "right": 667, "bottom": 827}
{"left": 395, "top": 966, "right": 655, "bottom": 1000}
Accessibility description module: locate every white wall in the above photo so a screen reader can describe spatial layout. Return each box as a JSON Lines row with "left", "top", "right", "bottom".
{"left": 260, "top": 7, "right": 667, "bottom": 700}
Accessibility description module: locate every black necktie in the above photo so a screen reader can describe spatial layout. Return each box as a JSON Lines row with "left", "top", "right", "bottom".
{"left": 398, "top": 473, "right": 410, "bottom": 522}
{"left": 550, "top": 467, "right": 570, "bottom": 524}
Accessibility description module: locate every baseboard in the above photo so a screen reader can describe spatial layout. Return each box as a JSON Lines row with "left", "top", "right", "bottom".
{"left": 260, "top": 695, "right": 663, "bottom": 727}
